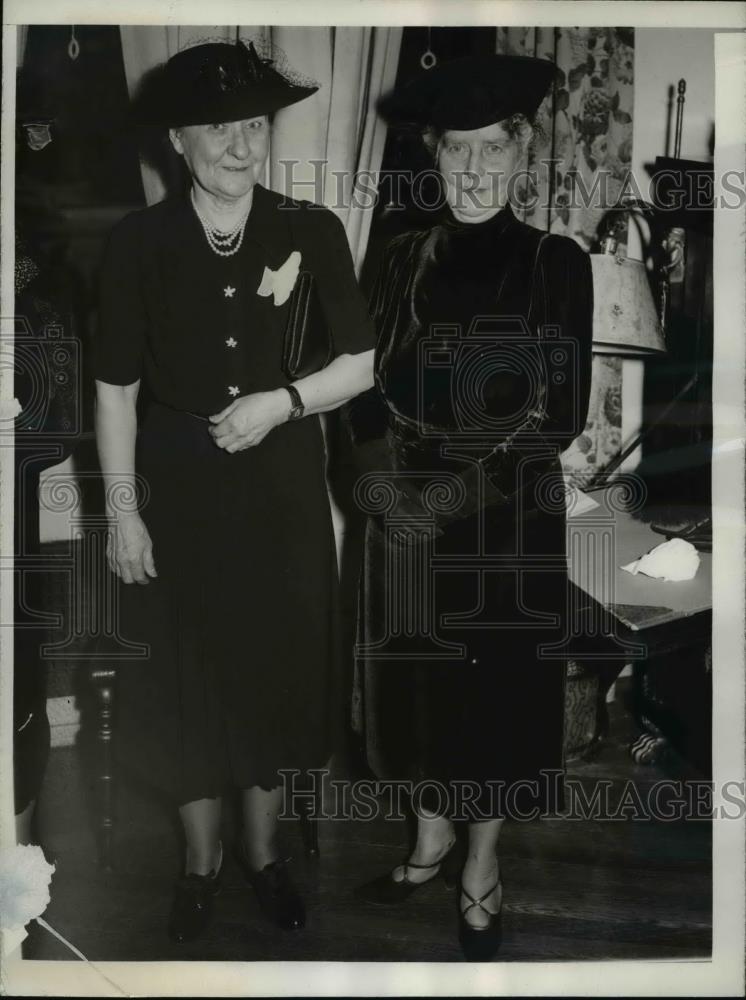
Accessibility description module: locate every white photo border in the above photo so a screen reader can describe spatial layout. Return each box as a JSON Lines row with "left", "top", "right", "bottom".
{"left": 1, "top": 2, "right": 744, "bottom": 996}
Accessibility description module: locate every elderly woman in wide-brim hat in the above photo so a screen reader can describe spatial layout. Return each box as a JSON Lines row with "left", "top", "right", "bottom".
{"left": 94, "top": 40, "right": 375, "bottom": 942}
{"left": 350, "top": 54, "right": 594, "bottom": 960}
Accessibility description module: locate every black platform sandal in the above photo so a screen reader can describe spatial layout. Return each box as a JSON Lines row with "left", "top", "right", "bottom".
{"left": 458, "top": 878, "right": 503, "bottom": 961}
{"left": 355, "top": 838, "right": 462, "bottom": 905}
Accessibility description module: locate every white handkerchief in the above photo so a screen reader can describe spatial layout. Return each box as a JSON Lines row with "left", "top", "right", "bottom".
{"left": 256, "top": 251, "right": 302, "bottom": 306}
{"left": 621, "top": 536, "right": 700, "bottom": 582}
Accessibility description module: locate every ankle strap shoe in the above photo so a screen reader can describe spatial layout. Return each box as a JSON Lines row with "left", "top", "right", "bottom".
{"left": 355, "top": 838, "right": 463, "bottom": 906}
{"left": 458, "top": 878, "right": 503, "bottom": 962}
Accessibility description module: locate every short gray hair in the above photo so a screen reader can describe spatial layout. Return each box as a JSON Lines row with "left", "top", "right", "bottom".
{"left": 422, "top": 112, "right": 543, "bottom": 160}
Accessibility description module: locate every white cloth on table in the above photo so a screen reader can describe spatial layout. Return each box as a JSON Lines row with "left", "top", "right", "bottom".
{"left": 621, "top": 536, "right": 700, "bottom": 582}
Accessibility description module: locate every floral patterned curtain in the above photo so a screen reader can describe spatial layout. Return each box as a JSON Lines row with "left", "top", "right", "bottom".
{"left": 497, "top": 26, "right": 635, "bottom": 487}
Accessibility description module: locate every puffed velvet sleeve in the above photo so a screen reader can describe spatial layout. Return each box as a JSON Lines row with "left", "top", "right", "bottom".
{"left": 526, "top": 233, "right": 594, "bottom": 448}
{"left": 298, "top": 204, "right": 376, "bottom": 358}
{"left": 94, "top": 212, "right": 148, "bottom": 386}
{"left": 342, "top": 232, "right": 415, "bottom": 473}
{"left": 440, "top": 232, "right": 594, "bottom": 522}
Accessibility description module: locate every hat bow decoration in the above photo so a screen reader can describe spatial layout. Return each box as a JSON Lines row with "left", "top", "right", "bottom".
{"left": 201, "top": 41, "right": 268, "bottom": 94}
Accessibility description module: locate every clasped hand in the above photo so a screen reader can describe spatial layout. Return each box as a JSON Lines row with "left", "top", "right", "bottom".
{"left": 208, "top": 390, "right": 290, "bottom": 453}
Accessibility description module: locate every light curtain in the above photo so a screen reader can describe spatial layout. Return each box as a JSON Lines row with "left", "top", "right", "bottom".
{"left": 269, "top": 26, "right": 401, "bottom": 274}
{"left": 496, "top": 26, "right": 636, "bottom": 487}
{"left": 118, "top": 25, "right": 401, "bottom": 274}
{"left": 17, "top": 25, "right": 29, "bottom": 68}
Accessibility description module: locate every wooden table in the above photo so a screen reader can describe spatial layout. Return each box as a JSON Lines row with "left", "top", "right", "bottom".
{"left": 567, "top": 499, "right": 711, "bottom": 630}
{"left": 564, "top": 492, "right": 712, "bottom": 769}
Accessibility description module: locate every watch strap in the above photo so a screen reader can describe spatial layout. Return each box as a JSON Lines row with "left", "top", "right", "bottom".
{"left": 284, "top": 384, "right": 305, "bottom": 420}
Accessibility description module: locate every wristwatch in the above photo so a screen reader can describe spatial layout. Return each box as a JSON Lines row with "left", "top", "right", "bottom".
{"left": 284, "top": 384, "right": 305, "bottom": 421}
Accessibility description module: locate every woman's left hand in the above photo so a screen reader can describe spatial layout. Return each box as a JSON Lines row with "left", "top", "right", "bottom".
{"left": 208, "top": 390, "right": 290, "bottom": 453}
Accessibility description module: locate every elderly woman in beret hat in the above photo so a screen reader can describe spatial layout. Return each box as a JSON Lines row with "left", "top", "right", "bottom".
{"left": 351, "top": 54, "right": 593, "bottom": 960}
{"left": 94, "top": 41, "right": 375, "bottom": 942}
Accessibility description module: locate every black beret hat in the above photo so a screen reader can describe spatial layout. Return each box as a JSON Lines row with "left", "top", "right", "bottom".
{"left": 158, "top": 41, "right": 318, "bottom": 128}
{"left": 379, "top": 53, "right": 555, "bottom": 131}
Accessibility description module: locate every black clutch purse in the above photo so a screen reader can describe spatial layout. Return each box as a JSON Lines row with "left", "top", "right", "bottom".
{"left": 281, "top": 269, "right": 333, "bottom": 380}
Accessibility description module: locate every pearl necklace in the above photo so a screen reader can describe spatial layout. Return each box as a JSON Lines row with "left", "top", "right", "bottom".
{"left": 190, "top": 190, "right": 251, "bottom": 257}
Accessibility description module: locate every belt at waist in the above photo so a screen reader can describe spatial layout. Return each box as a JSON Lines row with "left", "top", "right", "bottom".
{"left": 387, "top": 410, "right": 559, "bottom": 454}
{"left": 387, "top": 412, "right": 490, "bottom": 467}
{"left": 149, "top": 400, "right": 210, "bottom": 423}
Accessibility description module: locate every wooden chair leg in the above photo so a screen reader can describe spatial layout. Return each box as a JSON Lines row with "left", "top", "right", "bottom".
{"left": 300, "top": 812, "right": 320, "bottom": 858}
{"left": 298, "top": 780, "right": 321, "bottom": 858}
{"left": 90, "top": 667, "right": 116, "bottom": 871}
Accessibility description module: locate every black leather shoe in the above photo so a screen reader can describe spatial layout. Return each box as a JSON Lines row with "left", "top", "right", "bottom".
{"left": 458, "top": 879, "right": 503, "bottom": 962}
{"left": 168, "top": 849, "right": 223, "bottom": 944}
{"left": 355, "top": 838, "right": 462, "bottom": 906}
{"left": 246, "top": 859, "right": 306, "bottom": 931}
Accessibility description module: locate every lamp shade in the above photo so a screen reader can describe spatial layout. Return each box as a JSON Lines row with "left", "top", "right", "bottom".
{"left": 590, "top": 254, "right": 666, "bottom": 356}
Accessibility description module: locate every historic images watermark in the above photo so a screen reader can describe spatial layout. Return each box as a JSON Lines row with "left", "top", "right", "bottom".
{"left": 272, "top": 158, "right": 746, "bottom": 214}
{"left": 279, "top": 769, "right": 746, "bottom": 823}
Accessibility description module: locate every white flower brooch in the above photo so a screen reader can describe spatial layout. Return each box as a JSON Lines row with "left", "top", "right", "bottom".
{"left": 256, "top": 251, "right": 302, "bottom": 306}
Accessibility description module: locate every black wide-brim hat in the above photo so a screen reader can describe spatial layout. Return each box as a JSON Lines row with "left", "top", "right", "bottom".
{"left": 379, "top": 53, "right": 556, "bottom": 131}
{"left": 155, "top": 41, "right": 318, "bottom": 128}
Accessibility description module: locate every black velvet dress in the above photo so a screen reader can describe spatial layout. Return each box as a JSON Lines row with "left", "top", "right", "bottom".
{"left": 351, "top": 205, "right": 593, "bottom": 819}
{"left": 94, "top": 184, "right": 374, "bottom": 805}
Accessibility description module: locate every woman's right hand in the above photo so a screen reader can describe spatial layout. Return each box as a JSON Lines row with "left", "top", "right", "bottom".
{"left": 106, "top": 513, "right": 157, "bottom": 585}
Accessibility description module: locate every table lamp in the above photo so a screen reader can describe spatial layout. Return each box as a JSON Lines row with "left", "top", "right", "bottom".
{"left": 585, "top": 234, "right": 668, "bottom": 490}
{"left": 589, "top": 252, "right": 667, "bottom": 356}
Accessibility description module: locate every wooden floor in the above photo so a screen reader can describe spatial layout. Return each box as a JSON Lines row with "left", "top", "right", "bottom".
{"left": 25, "top": 689, "right": 711, "bottom": 964}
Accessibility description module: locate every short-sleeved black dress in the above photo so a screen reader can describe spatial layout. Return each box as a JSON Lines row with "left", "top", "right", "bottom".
{"left": 95, "top": 184, "right": 374, "bottom": 805}
{"left": 349, "top": 205, "right": 593, "bottom": 818}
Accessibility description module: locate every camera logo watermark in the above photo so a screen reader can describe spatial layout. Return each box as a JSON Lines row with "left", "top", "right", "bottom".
{"left": 353, "top": 310, "right": 647, "bottom": 663}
